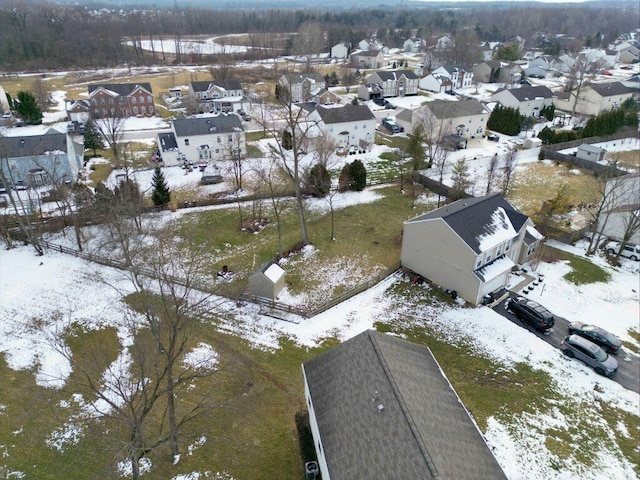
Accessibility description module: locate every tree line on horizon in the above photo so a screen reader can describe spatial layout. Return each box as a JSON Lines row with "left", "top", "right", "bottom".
{"left": 0, "top": 0, "right": 637, "bottom": 71}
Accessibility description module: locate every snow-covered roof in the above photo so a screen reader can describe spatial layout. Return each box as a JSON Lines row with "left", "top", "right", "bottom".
{"left": 263, "top": 263, "right": 285, "bottom": 283}
{"left": 474, "top": 255, "right": 516, "bottom": 283}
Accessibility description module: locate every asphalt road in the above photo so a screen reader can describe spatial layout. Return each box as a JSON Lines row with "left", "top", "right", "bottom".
{"left": 493, "top": 291, "right": 640, "bottom": 394}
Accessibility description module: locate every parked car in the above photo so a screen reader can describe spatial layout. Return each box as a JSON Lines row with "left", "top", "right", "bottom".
{"left": 606, "top": 241, "right": 640, "bottom": 261}
{"left": 506, "top": 296, "right": 555, "bottom": 334}
{"left": 568, "top": 322, "right": 622, "bottom": 355}
{"left": 602, "top": 70, "right": 613, "bottom": 76}
{"left": 487, "top": 133, "right": 500, "bottom": 142}
{"left": 237, "top": 109, "right": 251, "bottom": 121}
{"left": 373, "top": 97, "right": 386, "bottom": 106}
{"left": 381, "top": 117, "right": 399, "bottom": 134}
{"left": 561, "top": 335, "right": 618, "bottom": 377}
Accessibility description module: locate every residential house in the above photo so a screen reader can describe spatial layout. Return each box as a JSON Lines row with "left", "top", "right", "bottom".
{"left": 395, "top": 99, "right": 488, "bottom": 140}
{"left": 576, "top": 144, "right": 606, "bottom": 163}
{"left": 278, "top": 73, "right": 326, "bottom": 104}
{"left": 401, "top": 194, "right": 544, "bottom": 305}
{"left": 358, "top": 38, "right": 370, "bottom": 51}
{"left": 523, "top": 55, "right": 559, "bottom": 79}
{"left": 312, "top": 89, "right": 340, "bottom": 105}
{"left": 596, "top": 173, "right": 640, "bottom": 245}
{"left": 302, "top": 329, "right": 509, "bottom": 480}
{"left": 616, "top": 42, "right": 640, "bottom": 64}
{"left": 621, "top": 73, "right": 640, "bottom": 90}
{"left": 248, "top": 261, "right": 286, "bottom": 300}
{"left": 358, "top": 70, "right": 419, "bottom": 100}
{"left": 88, "top": 83, "right": 155, "bottom": 117}
{"left": 473, "top": 61, "right": 522, "bottom": 84}
{"left": 403, "top": 37, "right": 425, "bottom": 53}
{"left": 554, "top": 81, "right": 635, "bottom": 116}
{"left": 0, "top": 86, "right": 10, "bottom": 114}
{"left": 306, "top": 104, "right": 376, "bottom": 151}
{"left": 435, "top": 35, "right": 454, "bottom": 51}
{"left": 350, "top": 49, "right": 384, "bottom": 70}
{"left": 157, "top": 115, "right": 245, "bottom": 167}
{"left": 330, "top": 42, "right": 350, "bottom": 60}
{"left": 0, "top": 131, "right": 84, "bottom": 190}
{"left": 189, "top": 80, "right": 244, "bottom": 114}
{"left": 420, "top": 65, "right": 473, "bottom": 92}
{"left": 491, "top": 85, "right": 556, "bottom": 117}
{"left": 64, "top": 99, "right": 90, "bottom": 123}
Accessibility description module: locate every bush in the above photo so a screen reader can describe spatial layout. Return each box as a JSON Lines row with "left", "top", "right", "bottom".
{"left": 337, "top": 160, "right": 367, "bottom": 192}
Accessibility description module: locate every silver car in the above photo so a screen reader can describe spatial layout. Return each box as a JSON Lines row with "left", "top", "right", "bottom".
{"left": 561, "top": 334, "right": 618, "bottom": 377}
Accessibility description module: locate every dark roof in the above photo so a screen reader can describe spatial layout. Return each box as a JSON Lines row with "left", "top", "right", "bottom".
{"left": 424, "top": 98, "right": 487, "bottom": 119}
{"left": 1, "top": 132, "right": 67, "bottom": 158}
{"left": 374, "top": 69, "right": 418, "bottom": 81}
{"left": 407, "top": 194, "right": 529, "bottom": 254}
{"left": 88, "top": 83, "right": 152, "bottom": 96}
{"left": 190, "top": 79, "right": 242, "bottom": 92}
{"left": 499, "top": 85, "right": 554, "bottom": 101}
{"left": 353, "top": 49, "right": 382, "bottom": 58}
{"left": 588, "top": 81, "right": 635, "bottom": 97}
{"left": 158, "top": 132, "right": 178, "bottom": 152}
{"left": 315, "top": 104, "right": 375, "bottom": 124}
{"left": 303, "top": 330, "right": 508, "bottom": 480}
{"left": 172, "top": 115, "right": 244, "bottom": 137}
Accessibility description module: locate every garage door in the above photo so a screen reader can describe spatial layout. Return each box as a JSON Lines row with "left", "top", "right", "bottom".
{"left": 480, "top": 273, "right": 508, "bottom": 298}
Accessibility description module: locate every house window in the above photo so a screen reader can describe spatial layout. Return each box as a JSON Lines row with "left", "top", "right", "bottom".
{"left": 476, "top": 258, "right": 482, "bottom": 269}
{"left": 149, "top": 107, "right": 154, "bottom": 114}
{"left": 147, "top": 95, "right": 152, "bottom": 103}
{"left": 496, "top": 244, "right": 502, "bottom": 256}
{"left": 100, "top": 98, "right": 105, "bottom": 105}
{"left": 110, "top": 108, "right": 115, "bottom": 115}
{"left": 102, "top": 109, "right": 108, "bottom": 116}
{"left": 185, "top": 139, "right": 190, "bottom": 146}
{"left": 228, "top": 135, "right": 233, "bottom": 142}
{"left": 139, "top": 96, "right": 144, "bottom": 103}
{"left": 109, "top": 98, "right": 114, "bottom": 104}
{"left": 91, "top": 99, "right": 97, "bottom": 105}
{"left": 217, "top": 137, "right": 221, "bottom": 143}
{"left": 131, "top": 97, "right": 136, "bottom": 103}
{"left": 354, "top": 125, "right": 358, "bottom": 130}
{"left": 505, "top": 239, "right": 511, "bottom": 251}
{"left": 527, "top": 244, "right": 536, "bottom": 256}
{"left": 133, "top": 107, "right": 138, "bottom": 115}
{"left": 486, "top": 251, "right": 492, "bottom": 263}
{"left": 141, "top": 106, "right": 146, "bottom": 114}
{"left": 215, "top": 148, "right": 220, "bottom": 154}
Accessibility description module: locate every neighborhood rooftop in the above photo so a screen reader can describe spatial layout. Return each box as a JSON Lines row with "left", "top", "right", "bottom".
{"left": 88, "top": 82, "right": 153, "bottom": 96}
{"left": 407, "top": 194, "right": 530, "bottom": 254}
{"left": 588, "top": 81, "right": 635, "bottom": 97}
{"left": 495, "top": 85, "right": 554, "bottom": 101}
{"left": 303, "top": 330, "right": 508, "bottom": 480}
{"left": 424, "top": 98, "right": 487, "bottom": 118}
{"left": 0, "top": 132, "right": 67, "bottom": 158}
{"left": 190, "top": 79, "right": 242, "bottom": 92}
{"left": 314, "top": 104, "right": 375, "bottom": 124}
{"left": 172, "top": 115, "right": 243, "bottom": 136}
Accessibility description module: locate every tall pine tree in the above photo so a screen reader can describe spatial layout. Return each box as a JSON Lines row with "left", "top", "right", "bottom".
{"left": 151, "top": 167, "right": 171, "bottom": 207}
{"left": 14, "top": 91, "right": 43, "bottom": 125}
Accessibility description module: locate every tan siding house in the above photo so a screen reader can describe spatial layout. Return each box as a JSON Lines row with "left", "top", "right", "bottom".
{"left": 401, "top": 194, "right": 543, "bottom": 305}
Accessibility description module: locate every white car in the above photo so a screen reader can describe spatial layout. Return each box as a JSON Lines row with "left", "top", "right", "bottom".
{"left": 606, "top": 241, "right": 640, "bottom": 261}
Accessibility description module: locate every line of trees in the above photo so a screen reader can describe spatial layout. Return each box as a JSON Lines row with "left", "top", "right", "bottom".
{"left": 0, "top": 1, "right": 636, "bottom": 70}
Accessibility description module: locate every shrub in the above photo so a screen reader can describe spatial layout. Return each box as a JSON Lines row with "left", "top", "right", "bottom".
{"left": 303, "top": 163, "right": 331, "bottom": 197}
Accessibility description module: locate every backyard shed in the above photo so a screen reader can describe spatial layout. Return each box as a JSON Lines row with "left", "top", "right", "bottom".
{"left": 576, "top": 144, "right": 606, "bottom": 163}
{"left": 248, "top": 261, "right": 286, "bottom": 300}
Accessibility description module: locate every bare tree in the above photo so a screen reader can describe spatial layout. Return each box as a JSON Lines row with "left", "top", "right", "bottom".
{"left": 91, "top": 113, "right": 127, "bottom": 167}
{"left": 585, "top": 164, "right": 625, "bottom": 255}
{"left": 559, "top": 53, "right": 607, "bottom": 120}
{"left": 293, "top": 22, "right": 325, "bottom": 73}
{"left": 450, "top": 157, "right": 472, "bottom": 200}
{"left": 224, "top": 132, "right": 247, "bottom": 192}
{"left": 31, "top": 75, "right": 51, "bottom": 111}
{"left": 485, "top": 153, "right": 500, "bottom": 195}
{"left": 433, "top": 147, "right": 451, "bottom": 208}
{"left": 501, "top": 148, "right": 518, "bottom": 196}
{"left": 311, "top": 133, "right": 338, "bottom": 168}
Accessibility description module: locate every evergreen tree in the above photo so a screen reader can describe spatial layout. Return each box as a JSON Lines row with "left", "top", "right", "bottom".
{"left": 405, "top": 125, "right": 426, "bottom": 171}
{"left": 83, "top": 120, "right": 103, "bottom": 157}
{"left": 304, "top": 163, "right": 331, "bottom": 197}
{"left": 151, "top": 167, "right": 171, "bottom": 207}
{"left": 338, "top": 163, "right": 352, "bottom": 192}
{"left": 282, "top": 129, "right": 292, "bottom": 150}
{"left": 349, "top": 159, "right": 367, "bottom": 191}
{"left": 330, "top": 71, "right": 339, "bottom": 86}
{"left": 13, "top": 91, "right": 42, "bottom": 125}
{"left": 450, "top": 158, "right": 471, "bottom": 200}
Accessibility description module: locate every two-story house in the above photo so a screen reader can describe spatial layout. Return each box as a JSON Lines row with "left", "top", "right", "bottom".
{"left": 350, "top": 49, "right": 385, "bottom": 70}
{"left": 156, "top": 115, "right": 246, "bottom": 166}
{"left": 88, "top": 83, "right": 155, "bottom": 117}
{"left": 188, "top": 80, "right": 244, "bottom": 114}
{"left": 419, "top": 65, "right": 474, "bottom": 92}
{"left": 396, "top": 98, "right": 488, "bottom": 139}
{"left": 401, "top": 194, "right": 544, "bottom": 305}
{"left": 358, "top": 70, "right": 419, "bottom": 100}
{"left": 491, "top": 85, "right": 556, "bottom": 117}
{"left": 554, "top": 81, "right": 635, "bottom": 116}
{"left": 0, "top": 131, "right": 84, "bottom": 190}
{"left": 473, "top": 61, "right": 522, "bottom": 84}
{"left": 278, "top": 73, "right": 326, "bottom": 104}
{"left": 330, "top": 42, "right": 350, "bottom": 60}
{"left": 596, "top": 173, "right": 640, "bottom": 245}
{"left": 403, "top": 37, "right": 425, "bottom": 53}
{"left": 306, "top": 104, "right": 376, "bottom": 151}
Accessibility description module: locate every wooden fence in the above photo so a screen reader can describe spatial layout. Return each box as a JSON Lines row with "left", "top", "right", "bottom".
{"left": 40, "top": 239, "right": 402, "bottom": 322}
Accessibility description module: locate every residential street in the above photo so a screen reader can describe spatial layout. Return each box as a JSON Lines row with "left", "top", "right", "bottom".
{"left": 494, "top": 292, "right": 640, "bottom": 394}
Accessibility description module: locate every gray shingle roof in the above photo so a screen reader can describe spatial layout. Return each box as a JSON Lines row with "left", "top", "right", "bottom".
{"left": 315, "top": 104, "right": 374, "bottom": 124}
{"left": 172, "top": 115, "right": 243, "bottom": 137}
{"left": 424, "top": 98, "right": 487, "bottom": 119}
{"left": 588, "top": 81, "right": 635, "bottom": 97}
{"left": 88, "top": 83, "right": 153, "bottom": 96}
{"left": 303, "top": 330, "right": 508, "bottom": 480}
{"left": 500, "top": 85, "right": 554, "bottom": 101}
{"left": 1, "top": 132, "right": 67, "bottom": 158}
{"left": 190, "top": 79, "right": 242, "bottom": 92}
{"left": 374, "top": 69, "right": 418, "bottom": 81}
{"left": 407, "top": 194, "right": 529, "bottom": 254}
{"left": 158, "top": 132, "right": 178, "bottom": 152}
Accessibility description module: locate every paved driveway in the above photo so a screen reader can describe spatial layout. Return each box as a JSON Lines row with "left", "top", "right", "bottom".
{"left": 493, "top": 291, "right": 639, "bottom": 394}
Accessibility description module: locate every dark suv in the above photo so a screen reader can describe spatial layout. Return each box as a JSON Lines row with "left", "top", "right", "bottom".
{"left": 568, "top": 322, "right": 622, "bottom": 355}
{"left": 561, "top": 335, "right": 618, "bottom": 377}
{"left": 507, "top": 296, "right": 555, "bottom": 334}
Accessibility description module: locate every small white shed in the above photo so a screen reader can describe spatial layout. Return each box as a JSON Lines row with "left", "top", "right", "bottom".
{"left": 524, "top": 137, "right": 542, "bottom": 149}
{"left": 248, "top": 261, "right": 286, "bottom": 300}
{"left": 576, "top": 144, "right": 606, "bottom": 163}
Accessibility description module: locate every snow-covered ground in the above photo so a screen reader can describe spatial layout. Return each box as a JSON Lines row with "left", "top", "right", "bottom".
{"left": 1, "top": 192, "right": 639, "bottom": 479}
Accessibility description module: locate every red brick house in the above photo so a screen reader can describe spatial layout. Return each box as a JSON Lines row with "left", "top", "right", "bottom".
{"left": 88, "top": 83, "right": 155, "bottom": 117}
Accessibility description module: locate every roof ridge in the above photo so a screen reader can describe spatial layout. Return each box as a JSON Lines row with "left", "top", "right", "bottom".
{"left": 368, "top": 332, "right": 440, "bottom": 478}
